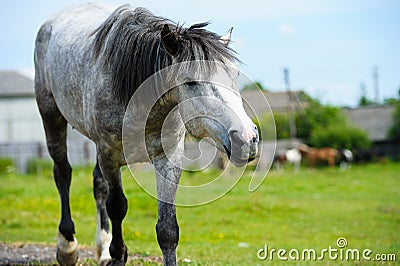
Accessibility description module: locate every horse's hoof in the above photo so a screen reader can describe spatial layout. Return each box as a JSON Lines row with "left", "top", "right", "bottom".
{"left": 57, "top": 249, "right": 79, "bottom": 266}
{"left": 106, "top": 259, "right": 126, "bottom": 266}
{"left": 99, "top": 258, "right": 112, "bottom": 266}
{"left": 97, "top": 229, "right": 112, "bottom": 265}
{"left": 109, "top": 248, "right": 128, "bottom": 265}
{"left": 109, "top": 244, "right": 128, "bottom": 263}
{"left": 56, "top": 234, "right": 79, "bottom": 266}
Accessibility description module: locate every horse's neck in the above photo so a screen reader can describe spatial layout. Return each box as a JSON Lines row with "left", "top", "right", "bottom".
{"left": 147, "top": 100, "right": 181, "bottom": 131}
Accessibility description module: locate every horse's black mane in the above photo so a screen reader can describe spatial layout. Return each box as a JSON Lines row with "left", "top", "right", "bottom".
{"left": 92, "top": 5, "right": 238, "bottom": 106}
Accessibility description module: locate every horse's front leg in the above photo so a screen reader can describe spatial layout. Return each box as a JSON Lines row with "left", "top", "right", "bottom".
{"left": 153, "top": 155, "right": 182, "bottom": 266}
{"left": 98, "top": 150, "right": 128, "bottom": 265}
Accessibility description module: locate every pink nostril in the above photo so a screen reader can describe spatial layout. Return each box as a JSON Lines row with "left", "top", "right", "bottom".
{"left": 242, "top": 127, "right": 258, "bottom": 142}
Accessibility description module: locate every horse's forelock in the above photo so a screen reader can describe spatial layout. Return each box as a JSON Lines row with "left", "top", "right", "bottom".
{"left": 91, "top": 5, "right": 238, "bottom": 106}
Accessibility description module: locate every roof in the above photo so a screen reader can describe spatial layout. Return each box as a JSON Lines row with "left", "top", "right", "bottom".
{"left": 241, "top": 90, "right": 308, "bottom": 116}
{"left": 0, "top": 71, "right": 34, "bottom": 98}
{"left": 343, "top": 106, "right": 395, "bottom": 142}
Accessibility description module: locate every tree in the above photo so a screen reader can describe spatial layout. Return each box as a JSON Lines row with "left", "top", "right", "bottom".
{"left": 295, "top": 99, "right": 346, "bottom": 141}
{"left": 384, "top": 98, "right": 400, "bottom": 105}
{"left": 310, "top": 125, "right": 370, "bottom": 149}
{"left": 293, "top": 91, "right": 370, "bottom": 149}
{"left": 388, "top": 104, "right": 400, "bottom": 142}
{"left": 383, "top": 88, "right": 400, "bottom": 105}
{"left": 242, "top": 81, "right": 268, "bottom": 91}
{"left": 252, "top": 113, "right": 275, "bottom": 141}
{"left": 273, "top": 113, "right": 290, "bottom": 139}
{"left": 358, "top": 82, "right": 376, "bottom": 106}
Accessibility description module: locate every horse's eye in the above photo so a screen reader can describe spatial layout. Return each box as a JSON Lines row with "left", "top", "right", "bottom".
{"left": 185, "top": 81, "right": 199, "bottom": 86}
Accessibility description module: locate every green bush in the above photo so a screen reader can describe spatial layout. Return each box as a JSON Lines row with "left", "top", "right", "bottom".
{"left": 242, "top": 81, "right": 268, "bottom": 91}
{"left": 0, "top": 157, "right": 14, "bottom": 174}
{"left": 273, "top": 112, "right": 291, "bottom": 139}
{"left": 388, "top": 104, "right": 400, "bottom": 142}
{"left": 296, "top": 101, "right": 346, "bottom": 141}
{"left": 252, "top": 113, "right": 276, "bottom": 141}
{"left": 26, "top": 158, "right": 53, "bottom": 174}
{"left": 310, "top": 125, "right": 371, "bottom": 149}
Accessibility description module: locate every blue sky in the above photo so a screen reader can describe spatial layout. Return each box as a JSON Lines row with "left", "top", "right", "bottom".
{"left": 1, "top": 0, "right": 399, "bottom": 106}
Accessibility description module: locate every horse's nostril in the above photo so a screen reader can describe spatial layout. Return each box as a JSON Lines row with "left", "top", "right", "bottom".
{"left": 230, "top": 128, "right": 258, "bottom": 145}
{"left": 229, "top": 129, "right": 242, "bottom": 144}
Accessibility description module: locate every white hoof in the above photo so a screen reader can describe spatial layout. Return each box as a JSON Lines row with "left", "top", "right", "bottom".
{"left": 97, "top": 229, "right": 112, "bottom": 265}
{"left": 56, "top": 233, "right": 79, "bottom": 266}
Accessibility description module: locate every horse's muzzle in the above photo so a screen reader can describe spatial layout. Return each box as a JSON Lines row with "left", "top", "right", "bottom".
{"left": 226, "top": 128, "right": 259, "bottom": 166}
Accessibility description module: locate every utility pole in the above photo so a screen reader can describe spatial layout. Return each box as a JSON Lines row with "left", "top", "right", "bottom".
{"left": 373, "top": 65, "right": 379, "bottom": 104}
{"left": 283, "top": 68, "right": 296, "bottom": 143}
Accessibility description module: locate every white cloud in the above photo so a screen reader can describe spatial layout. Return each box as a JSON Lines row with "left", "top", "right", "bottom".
{"left": 278, "top": 23, "right": 295, "bottom": 36}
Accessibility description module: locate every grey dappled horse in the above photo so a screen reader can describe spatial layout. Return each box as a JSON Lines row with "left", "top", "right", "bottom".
{"left": 34, "top": 3, "right": 258, "bottom": 265}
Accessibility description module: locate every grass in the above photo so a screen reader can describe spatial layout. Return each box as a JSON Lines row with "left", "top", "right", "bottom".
{"left": 0, "top": 162, "right": 399, "bottom": 265}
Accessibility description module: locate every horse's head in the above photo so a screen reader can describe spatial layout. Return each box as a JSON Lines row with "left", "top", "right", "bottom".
{"left": 160, "top": 24, "right": 259, "bottom": 166}
{"left": 175, "top": 77, "right": 259, "bottom": 167}
{"left": 297, "top": 144, "right": 310, "bottom": 155}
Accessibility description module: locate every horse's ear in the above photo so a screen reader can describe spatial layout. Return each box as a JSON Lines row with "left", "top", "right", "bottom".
{"left": 220, "top": 27, "right": 233, "bottom": 46}
{"left": 161, "top": 24, "right": 181, "bottom": 57}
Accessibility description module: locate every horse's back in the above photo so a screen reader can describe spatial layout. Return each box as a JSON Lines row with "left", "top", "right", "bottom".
{"left": 324, "top": 147, "right": 338, "bottom": 157}
{"left": 46, "top": 3, "right": 113, "bottom": 33}
{"left": 34, "top": 3, "right": 115, "bottom": 137}
{"left": 35, "top": 3, "right": 113, "bottom": 66}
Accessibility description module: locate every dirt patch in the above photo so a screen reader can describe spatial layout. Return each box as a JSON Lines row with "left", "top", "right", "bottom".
{"left": 0, "top": 242, "right": 162, "bottom": 265}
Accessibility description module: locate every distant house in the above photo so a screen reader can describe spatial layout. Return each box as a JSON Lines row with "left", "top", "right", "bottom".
{"left": 343, "top": 105, "right": 399, "bottom": 159}
{"left": 242, "top": 90, "right": 399, "bottom": 159}
{"left": 0, "top": 71, "right": 95, "bottom": 172}
{"left": 343, "top": 106, "right": 394, "bottom": 142}
{"left": 0, "top": 71, "right": 42, "bottom": 143}
{"left": 241, "top": 90, "right": 308, "bottom": 116}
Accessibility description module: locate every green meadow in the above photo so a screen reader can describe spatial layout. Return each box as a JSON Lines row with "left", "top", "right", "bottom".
{"left": 0, "top": 162, "right": 399, "bottom": 265}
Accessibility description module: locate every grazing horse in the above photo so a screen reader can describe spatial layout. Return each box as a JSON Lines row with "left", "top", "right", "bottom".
{"left": 34, "top": 3, "right": 258, "bottom": 266}
{"left": 353, "top": 147, "right": 382, "bottom": 163}
{"left": 273, "top": 148, "right": 302, "bottom": 172}
{"left": 338, "top": 148, "right": 353, "bottom": 171}
{"left": 298, "top": 144, "right": 338, "bottom": 167}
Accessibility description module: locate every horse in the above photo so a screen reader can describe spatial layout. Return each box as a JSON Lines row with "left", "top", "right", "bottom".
{"left": 338, "top": 148, "right": 353, "bottom": 171}
{"left": 34, "top": 3, "right": 259, "bottom": 266}
{"left": 273, "top": 148, "right": 302, "bottom": 172}
{"left": 353, "top": 147, "right": 383, "bottom": 163}
{"left": 298, "top": 144, "right": 338, "bottom": 168}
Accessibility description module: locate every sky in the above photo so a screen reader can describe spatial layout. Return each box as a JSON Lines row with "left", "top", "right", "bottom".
{"left": 0, "top": 0, "right": 399, "bottom": 106}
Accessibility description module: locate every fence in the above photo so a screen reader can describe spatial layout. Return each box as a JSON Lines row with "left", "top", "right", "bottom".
{"left": 0, "top": 127, "right": 96, "bottom": 173}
